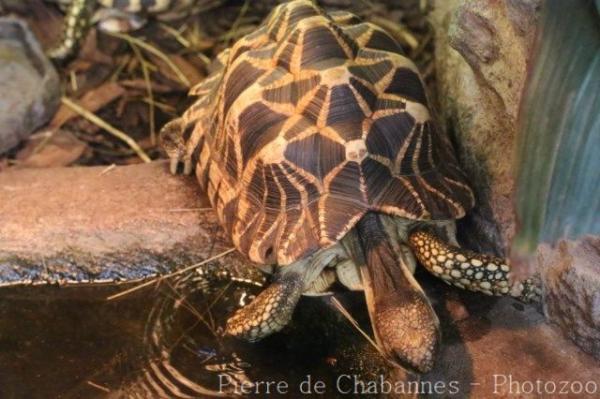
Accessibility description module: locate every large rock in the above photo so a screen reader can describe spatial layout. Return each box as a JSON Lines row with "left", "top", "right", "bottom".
{"left": 540, "top": 237, "right": 600, "bottom": 358}
{"left": 431, "top": 0, "right": 600, "bottom": 360}
{"left": 430, "top": 0, "right": 540, "bottom": 255}
{"left": 0, "top": 17, "right": 60, "bottom": 153}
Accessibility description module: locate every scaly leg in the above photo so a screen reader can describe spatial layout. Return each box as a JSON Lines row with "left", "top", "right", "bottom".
{"left": 225, "top": 249, "right": 335, "bottom": 341}
{"left": 408, "top": 230, "right": 541, "bottom": 303}
{"left": 225, "top": 271, "right": 304, "bottom": 341}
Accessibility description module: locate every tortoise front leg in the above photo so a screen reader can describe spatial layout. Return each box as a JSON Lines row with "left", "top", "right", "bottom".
{"left": 160, "top": 117, "right": 202, "bottom": 175}
{"left": 225, "top": 271, "right": 304, "bottom": 341}
{"left": 408, "top": 230, "right": 541, "bottom": 303}
{"left": 225, "top": 249, "right": 337, "bottom": 341}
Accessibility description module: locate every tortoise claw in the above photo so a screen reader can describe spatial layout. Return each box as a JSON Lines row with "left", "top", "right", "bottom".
{"left": 183, "top": 159, "right": 193, "bottom": 175}
{"left": 511, "top": 274, "right": 542, "bottom": 303}
{"left": 168, "top": 157, "right": 193, "bottom": 175}
{"left": 169, "top": 157, "right": 179, "bottom": 175}
{"left": 159, "top": 117, "right": 201, "bottom": 176}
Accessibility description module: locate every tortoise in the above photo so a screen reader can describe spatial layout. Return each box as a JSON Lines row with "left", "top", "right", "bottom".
{"left": 160, "top": 0, "right": 540, "bottom": 373}
{"left": 46, "top": 0, "right": 223, "bottom": 59}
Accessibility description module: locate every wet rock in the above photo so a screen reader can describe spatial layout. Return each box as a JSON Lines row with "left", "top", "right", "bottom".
{"left": 540, "top": 237, "right": 600, "bottom": 359}
{"left": 0, "top": 17, "right": 60, "bottom": 154}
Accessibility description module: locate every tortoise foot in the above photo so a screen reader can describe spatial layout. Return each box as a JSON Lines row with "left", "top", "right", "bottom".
{"left": 159, "top": 118, "right": 194, "bottom": 175}
{"left": 225, "top": 272, "right": 303, "bottom": 341}
{"left": 510, "top": 274, "right": 542, "bottom": 303}
{"left": 372, "top": 292, "right": 440, "bottom": 373}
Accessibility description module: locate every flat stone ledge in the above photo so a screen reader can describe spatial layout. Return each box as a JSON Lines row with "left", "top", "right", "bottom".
{"left": 0, "top": 162, "right": 259, "bottom": 285}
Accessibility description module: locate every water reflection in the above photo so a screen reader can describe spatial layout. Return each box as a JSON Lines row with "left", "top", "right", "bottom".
{"left": 0, "top": 266, "right": 384, "bottom": 398}
{"left": 117, "top": 269, "right": 264, "bottom": 397}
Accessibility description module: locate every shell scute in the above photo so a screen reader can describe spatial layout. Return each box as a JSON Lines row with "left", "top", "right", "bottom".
{"left": 223, "top": 61, "right": 266, "bottom": 116}
{"left": 385, "top": 67, "right": 428, "bottom": 104}
{"left": 327, "top": 84, "right": 366, "bottom": 140}
{"left": 367, "top": 112, "right": 415, "bottom": 160}
{"left": 262, "top": 74, "right": 321, "bottom": 106}
{"left": 348, "top": 59, "right": 394, "bottom": 87}
{"left": 300, "top": 85, "right": 328, "bottom": 123}
{"left": 284, "top": 133, "right": 346, "bottom": 180}
{"left": 238, "top": 102, "right": 287, "bottom": 166}
{"left": 301, "top": 25, "right": 350, "bottom": 68}
{"left": 366, "top": 30, "right": 403, "bottom": 53}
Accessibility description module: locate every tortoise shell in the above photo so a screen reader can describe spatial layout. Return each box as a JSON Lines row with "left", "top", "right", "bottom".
{"left": 178, "top": 0, "right": 474, "bottom": 266}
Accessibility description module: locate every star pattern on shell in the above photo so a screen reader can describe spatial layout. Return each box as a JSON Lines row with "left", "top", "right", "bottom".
{"left": 176, "top": 0, "right": 475, "bottom": 265}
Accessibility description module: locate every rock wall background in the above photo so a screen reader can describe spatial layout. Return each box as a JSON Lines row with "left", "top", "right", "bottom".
{"left": 430, "top": 0, "right": 540, "bottom": 256}
{"left": 430, "top": 0, "right": 600, "bottom": 360}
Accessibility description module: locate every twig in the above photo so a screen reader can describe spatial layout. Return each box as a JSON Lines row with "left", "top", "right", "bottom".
{"left": 330, "top": 296, "right": 385, "bottom": 357}
{"left": 168, "top": 207, "right": 212, "bottom": 212}
{"left": 219, "top": 25, "right": 255, "bottom": 43}
{"left": 129, "top": 42, "right": 157, "bottom": 146}
{"left": 86, "top": 381, "right": 110, "bottom": 393}
{"left": 109, "top": 54, "right": 131, "bottom": 82}
{"left": 106, "top": 248, "right": 236, "bottom": 300}
{"left": 61, "top": 97, "right": 151, "bottom": 163}
{"left": 141, "top": 97, "right": 177, "bottom": 113}
{"left": 30, "top": 129, "right": 55, "bottom": 156}
{"left": 108, "top": 31, "right": 190, "bottom": 87}
{"left": 159, "top": 23, "right": 191, "bottom": 48}
{"left": 69, "top": 70, "right": 78, "bottom": 92}
{"left": 99, "top": 164, "right": 116, "bottom": 176}
{"left": 223, "top": 0, "right": 250, "bottom": 44}
{"left": 163, "top": 281, "right": 219, "bottom": 338}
